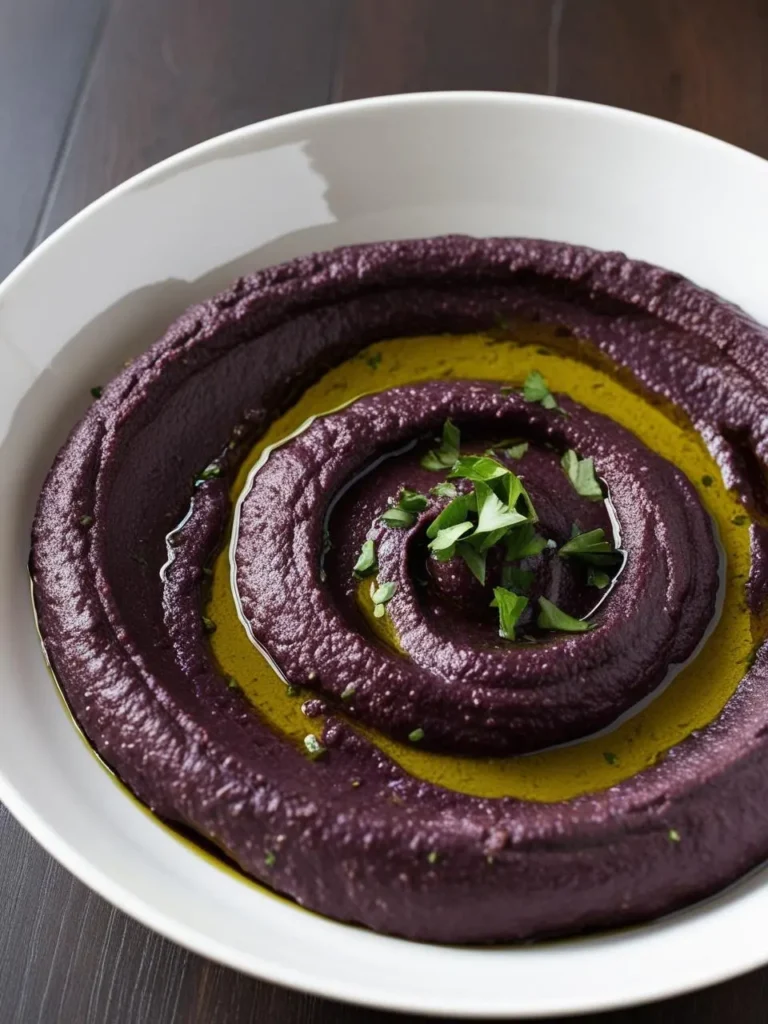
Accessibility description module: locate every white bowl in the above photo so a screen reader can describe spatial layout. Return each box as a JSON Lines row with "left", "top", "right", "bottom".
{"left": 2, "top": 92, "right": 768, "bottom": 1019}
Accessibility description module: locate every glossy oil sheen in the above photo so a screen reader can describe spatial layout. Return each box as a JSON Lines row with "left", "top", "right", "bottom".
{"left": 206, "top": 324, "right": 754, "bottom": 802}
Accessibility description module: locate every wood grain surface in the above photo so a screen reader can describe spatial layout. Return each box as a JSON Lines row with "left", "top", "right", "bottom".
{"left": 3, "top": 1, "right": 768, "bottom": 1020}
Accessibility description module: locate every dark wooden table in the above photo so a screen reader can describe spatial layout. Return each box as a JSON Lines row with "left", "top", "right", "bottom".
{"left": 3, "top": 1, "right": 768, "bottom": 1020}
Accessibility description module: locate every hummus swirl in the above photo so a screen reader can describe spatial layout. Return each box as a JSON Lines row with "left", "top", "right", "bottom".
{"left": 30, "top": 236, "right": 768, "bottom": 943}
{"left": 237, "top": 380, "right": 716, "bottom": 755}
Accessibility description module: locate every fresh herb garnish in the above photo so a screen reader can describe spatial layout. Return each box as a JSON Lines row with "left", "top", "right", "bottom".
{"left": 197, "top": 463, "right": 222, "bottom": 483}
{"left": 491, "top": 587, "right": 529, "bottom": 640}
{"left": 448, "top": 455, "right": 508, "bottom": 482}
{"left": 421, "top": 419, "right": 460, "bottom": 471}
{"left": 732, "top": 514, "right": 748, "bottom": 526}
{"left": 501, "top": 566, "right": 535, "bottom": 593}
{"left": 226, "top": 676, "right": 240, "bottom": 691}
{"left": 505, "top": 442, "right": 528, "bottom": 460}
{"left": 79, "top": 514, "right": 94, "bottom": 527}
{"left": 380, "top": 507, "right": 416, "bottom": 529}
{"left": 398, "top": 487, "right": 428, "bottom": 512}
{"left": 201, "top": 616, "right": 217, "bottom": 634}
{"left": 430, "top": 480, "right": 458, "bottom": 499}
{"left": 341, "top": 683, "right": 356, "bottom": 701}
{"left": 603, "top": 751, "right": 619, "bottom": 766}
{"left": 587, "top": 568, "right": 612, "bottom": 589}
{"left": 561, "top": 450, "right": 604, "bottom": 501}
{"left": 427, "top": 851, "right": 439, "bottom": 865}
{"left": 353, "top": 539, "right": 378, "bottom": 577}
{"left": 558, "top": 527, "right": 615, "bottom": 563}
{"left": 365, "top": 352, "right": 382, "bottom": 370}
{"left": 304, "top": 734, "right": 326, "bottom": 759}
{"left": 537, "top": 597, "right": 591, "bottom": 633}
{"left": 264, "top": 850, "right": 276, "bottom": 867}
{"left": 521, "top": 370, "right": 563, "bottom": 412}
{"left": 371, "top": 580, "right": 397, "bottom": 618}
{"left": 668, "top": 829, "right": 681, "bottom": 843}
{"left": 504, "top": 522, "right": 548, "bottom": 560}
{"left": 455, "top": 541, "right": 487, "bottom": 585}
{"left": 474, "top": 480, "right": 528, "bottom": 536}
{"left": 426, "top": 492, "right": 475, "bottom": 539}
{"left": 408, "top": 727, "right": 425, "bottom": 743}
{"left": 90, "top": 385, "right": 103, "bottom": 399}
{"left": 428, "top": 521, "right": 474, "bottom": 558}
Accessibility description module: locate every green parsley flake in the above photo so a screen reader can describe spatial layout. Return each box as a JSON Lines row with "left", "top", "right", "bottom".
{"left": 226, "top": 676, "right": 240, "bottom": 691}
{"left": 202, "top": 616, "right": 217, "bottom": 634}
{"left": 732, "top": 514, "right": 748, "bottom": 526}
{"left": 456, "top": 541, "right": 487, "bottom": 585}
{"left": 502, "top": 566, "right": 535, "bottom": 593}
{"left": 537, "top": 597, "right": 591, "bottom": 633}
{"left": 448, "top": 454, "right": 508, "bottom": 483}
{"left": 408, "top": 727, "right": 425, "bottom": 743}
{"left": 561, "top": 450, "right": 604, "bottom": 501}
{"left": 353, "top": 539, "right": 378, "bottom": 578}
{"left": 427, "top": 851, "right": 439, "bottom": 865}
{"left": 197, "top": 463, "right": 222, "bottom": 482}
{"left": 365, "top": 352, "right": 382, "bottom": 370}
{"left": 504, "top": 523, "right": 548, "bottom": 560}
{"left": 522, "top": 370, "right": 562, "bottom": 412}
{"left": 264, "top": 851, "right": 276, "bottom": 867}
{"left": 505, "top": 442, "right": 528, "bottom": 460}
{"left": 341, "top": 683, "right": 356, "bottom": 701}
{"left": 558, "top": 527, "right": 616, "bottom": 565}
{"left": 304, "top": 734, "right": 326, "bottom": 759}
{"left": 90, "top": 385, "right": 103, "bottom": 399}
{"left": 430, "top": 481, "right": 458, "bottom": 499}
{"left": 603, "top": 751, "right": 619, "bottom": 766}
{"left": 588, "top": 568, "right": 612, "bottom": 589}
{"left": 381, "top": 507, "right": 416, "bottom": 529}
{"left": 421, "top": 419, "right": 461, "bottom": 471}
{"left": 371, "top": 581, "right": 397, "bottom": 618}
{"left": 79, "top": 514, "right": 94, "bottom": 528}
{"left": 491, "top": 587, "right": 529, "bottom": 640}
{"left": 398, "top": 487, "right": 429, "bottom": 512}
{"left": 668, "top": 829, "right": 681, "bottom": 843}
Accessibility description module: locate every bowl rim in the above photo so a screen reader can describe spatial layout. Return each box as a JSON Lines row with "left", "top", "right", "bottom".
{"left": 2, "top": 90, "right": 768, "bottom": 1018}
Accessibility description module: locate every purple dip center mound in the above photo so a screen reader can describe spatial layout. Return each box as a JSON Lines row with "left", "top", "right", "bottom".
{"left": 236, "top": 380, "right": 716, "bottom": 755}
{"left": 30, "top": 235, "right": 768, "bottom": 943}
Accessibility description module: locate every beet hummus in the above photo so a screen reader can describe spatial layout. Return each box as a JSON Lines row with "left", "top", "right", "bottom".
{"left": 30, "top": 236, "right": 768, "bottom": 943}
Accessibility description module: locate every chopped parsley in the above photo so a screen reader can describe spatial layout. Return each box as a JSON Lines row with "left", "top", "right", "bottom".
{"left": 427, "top": 851, "right": 439, "bottom": 865}
{"left": 491, "top": 587, "right": 529, "bottom": 640}
{"left": 196, "top": 463, "right": 222, "bottom": 483}
{"left": 561, "top": 450, "right": 604, "bottom": 501}
{"left": 558, "top": 527, "right": 617, "bottom": 565}
{"left": 408, "top": 727, "right": 425, "bottom": 743}
{"left": 421, "top": 419, "right": 461, "bottom": 471}
{"left": 732, "top": 514, "right": 748, "bottom": 526}
{"left": 264, "top": 851, "right": 276, "bottom": 868}
{"left": 341, "top": 683, "right": 357, "bottom": 701}
{"left": 201, "top": 616, "right": 217, "bottom": 634}
{"left": 380, "top": 506, "right": 416, "bottom": 529}
{"left": 501, "top": 566, "right": 535, "bottom": 593}
{"left": 603, "top": 751, "right": 619, "bottom": 766}
{"left": 353, "top": 539, "right": 378, "bottom": 578}
{"left": 371, "top": 580, "right": 397, "bottom": 618}
{"left": 505, "top": 442, "right": 528, "bottom": 460}
{"left": 430, "top": 480, "right": 458, "bottom": 499}
{"left": 79, "top": 514, "right": 94, "bottom": 527}
{"left": 537, "top": 597, "right": 591, "bottom": 633}
{"left": 304, "top": 734, "right": 326, "bottom": 759}
{"left": 455, "top": 541, "right": 487, "bottom": 585}
{"left": 521, "top": 369, "right": 563, "bottom": 412}
{"left": 504, "top": 523, "right": 549, "bottom": 560}
{"left": 587, "top": 568, "right": 612, "bottom": 589}
{"left": 226, "top": 676, "right": 240, "bottom": 691}
{"left": 90, "top": 385, "right": 103, "bottom": 399}
{"left": 398, "top": 487, "right": 428, "bottom": 512}
{"left": 668, "top": 829, "right": 681, "bottom": 843}
{"left": 365, "top": 352, "right": 382, "bottom": 370}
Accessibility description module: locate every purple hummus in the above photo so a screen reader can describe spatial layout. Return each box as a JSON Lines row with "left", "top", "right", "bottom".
{"left": 30, "top": 236, "right": 768, "bottom": 943}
